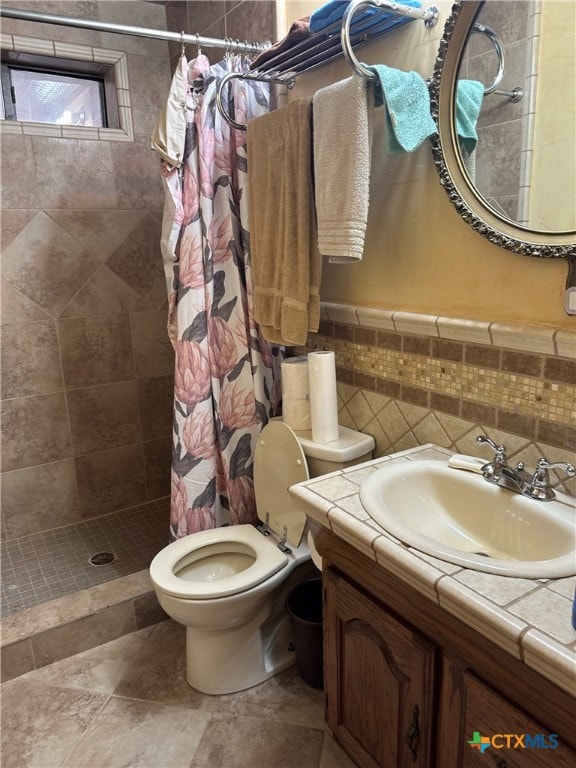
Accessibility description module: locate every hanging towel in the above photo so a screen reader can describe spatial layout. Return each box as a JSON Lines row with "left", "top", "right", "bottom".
{"left": 367, "top": 64, "right": 437, "bottom": 154}
{"left": 247, "top": 99, "right": 321, "bottom": 346}
{"left": 150, "top": 54, "right": 188, "bottom": 168}
{"left": 250, "top": 17, "right": 310, "bottom": 70}
{"left": 313, "top": 76, "right": 374, "bottom": 263}
{"left": 310, "top": 0, "right": 422, "bottom": 33}
{"left": 455, "top": 79, "right": 484, "bottom": 154}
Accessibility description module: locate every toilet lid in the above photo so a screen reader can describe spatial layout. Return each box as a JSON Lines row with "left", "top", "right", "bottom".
{"left": 149, "top": 524, "right": 288, "bottom": 599}
{"left": 254, "top": 421, "right": 309, "bottom": 548}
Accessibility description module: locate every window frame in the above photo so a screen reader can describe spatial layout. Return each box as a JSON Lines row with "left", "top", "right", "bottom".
{"left": 0, "top": 33, "right": 133, "bottom": 142}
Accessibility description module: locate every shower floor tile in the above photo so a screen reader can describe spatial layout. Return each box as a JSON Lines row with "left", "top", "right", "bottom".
{"left": 1, "top": 498, "right": 170, "bottom": 617}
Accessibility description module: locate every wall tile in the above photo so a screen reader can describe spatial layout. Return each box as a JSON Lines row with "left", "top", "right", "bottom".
{"left": 1, "top": 460, "right": 80, "bottom": 539}
{"left": 0, "top": 135, "right": 38, "bottom": 209}
{"left": 1, "top": 282, "right": 51, "bottom": 324}
{"left": 130, "top": 311, "right": 175, "bottom": 379}
{"left": 501, "top": 351, "right": 542, "bottom": 376}
{"left": 67, "top": 381, "right": 142, "bottom": 456}
{"left": 137, "top": 376, "right": 174, "bottom": 440}
{"left": 1, "top": 212, "right": 99, "bottom": 317}
{"left": 60, "top": 265, "right": 149, "bottom": 317}
{"left": 47, "top": 210, "right": 144, "bottom": 262}
{"left": 0, "top": 640, "right": 35, "bottom": 682}
{"left": 0, "top": 210, "right": 37, "bottom": 249}
{"left": 224, "top": 0, "right": 276, "bottom": 44}
{"left": 497, "top": 409, "right": 536, "bottom": 440}
{"left": 133, "top": 592, "right": 169, "bottom": 629}
{"left": 58, "top": 314, "right": 135, "bottom": 388}
{"left": 31, "top": 138, "right": 119, "bottom": 209}
{"left": 75, "top": 444, "right": 147, "bottom": 518}
{"left": 143, "top": 437, "right": 172, "bottom": 500}
{"left": 31, "top": 602, "right": 137, "bottom": 667}
{"left": 403, "top": 335, "right": 431, "bottom": 356}
{"left": 1, "top": 394, "right": 72, "bottom": 472}
{"left": 126, "top": 53, "right": 172, "bottom": 136}
{"left": 464, "top": 344, "right": 500, "bottom": 370}
{"left": 111, "top": 134, "right": 165, "bottom": 209}
{"left": 544, "top": 358, "right": 576, "bottom": 386}
{"left": 1, "top": 321, "right": 63, "bottom": 399}
{"left": 432, "top": 338, "right": 464, "bottom": 362}
{"left": 107, "top": 213, "right": 165, "bottom": 307}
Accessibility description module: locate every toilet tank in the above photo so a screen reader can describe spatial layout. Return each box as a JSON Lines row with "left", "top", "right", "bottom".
{"left": 294, "top": 425, "right": 375, "bottom": 478}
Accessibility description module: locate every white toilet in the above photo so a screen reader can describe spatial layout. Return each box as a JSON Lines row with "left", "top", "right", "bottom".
{"left": 149, "top": 420, "right": 374, "bottom": 695}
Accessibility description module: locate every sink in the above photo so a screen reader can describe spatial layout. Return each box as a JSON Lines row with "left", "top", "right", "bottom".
{"left": 359, "top": 460, "right": 576, "bottom": 578}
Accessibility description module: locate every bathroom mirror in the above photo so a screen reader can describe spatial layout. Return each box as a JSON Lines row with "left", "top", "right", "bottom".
{"left": 429, "top": 0, "right": 575, "bottom": 258}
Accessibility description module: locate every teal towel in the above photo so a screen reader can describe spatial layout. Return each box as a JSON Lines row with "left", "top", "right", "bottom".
{"left": 367, "top": 64, "right": 437, "bottom": 154}
{"left": 456, "top": 79, "right": 484, "bottom": 154}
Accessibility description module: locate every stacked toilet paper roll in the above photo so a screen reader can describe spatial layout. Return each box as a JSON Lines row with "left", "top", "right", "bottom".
{"left": 308, "top": 350, "right": 339, "bottom": 443}
{"left": 281, "top": 357, "right": 311, "bottom": 430}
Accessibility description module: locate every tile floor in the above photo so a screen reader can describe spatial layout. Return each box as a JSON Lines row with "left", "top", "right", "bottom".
{"left": 1, "top": 499, "right": 170, "bottom": 616}
{"left": 1, "top": 619, "right": 355, "bottom": 768}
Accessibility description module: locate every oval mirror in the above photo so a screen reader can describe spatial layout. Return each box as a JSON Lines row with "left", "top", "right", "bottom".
{"left": 429, "top": 0, "right": 576, "bottom": 258}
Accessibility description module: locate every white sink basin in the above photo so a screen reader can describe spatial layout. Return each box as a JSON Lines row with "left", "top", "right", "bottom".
{"left": 359, "top": 460, "right": 576, "bottom": 578}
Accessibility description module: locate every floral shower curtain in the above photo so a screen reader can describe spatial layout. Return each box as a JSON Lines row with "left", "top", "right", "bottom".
{"left": 157, "top": 53, "right": 282, "bottom": 540}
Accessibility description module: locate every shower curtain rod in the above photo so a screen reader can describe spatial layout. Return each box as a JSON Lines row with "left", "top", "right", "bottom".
{"left": 0, "top": 6, "right": 266, "bottom": 55}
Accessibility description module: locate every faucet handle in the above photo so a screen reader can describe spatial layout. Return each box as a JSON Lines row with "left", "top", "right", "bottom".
{"left": 526, "top": 458, "right": 576, "bottom": 501}
{"left": 476, "top": 435, "right": 507, "bottom": 464}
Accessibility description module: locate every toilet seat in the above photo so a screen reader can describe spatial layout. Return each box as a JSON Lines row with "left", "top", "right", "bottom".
{"left": 149, "top": 525, "right": 288, "bottom": 600}
{"left": 254, "top": 420, "right": 310, "bottom": 547}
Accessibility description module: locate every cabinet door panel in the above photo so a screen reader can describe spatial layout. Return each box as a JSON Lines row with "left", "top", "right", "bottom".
{"left": 438, "top": 659, "right": 576, "bottom": 768}
{"left": 325, "top": 569, "right": 435, "bottom": 768}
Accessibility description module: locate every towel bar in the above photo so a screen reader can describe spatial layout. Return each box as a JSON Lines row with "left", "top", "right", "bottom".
{"left": 217, "top": 0, "right": 439, "bottom": 129}
{"left": 341, "top": 0, "right": 439, "bottom": 81}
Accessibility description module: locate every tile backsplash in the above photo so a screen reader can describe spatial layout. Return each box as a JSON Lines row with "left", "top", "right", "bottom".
{"left": 300, "top": 303, "right": 576, "bottom": 497}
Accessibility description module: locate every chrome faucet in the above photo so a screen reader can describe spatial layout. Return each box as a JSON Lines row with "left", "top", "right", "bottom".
{"left": 476, "top": 435, "right": 575, "bottom": 501}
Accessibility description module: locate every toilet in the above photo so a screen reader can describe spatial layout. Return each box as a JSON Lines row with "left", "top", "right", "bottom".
{"left": 149, "top": 420, "right": 375, "bottom": 695}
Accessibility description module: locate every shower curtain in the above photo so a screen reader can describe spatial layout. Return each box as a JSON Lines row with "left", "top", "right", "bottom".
{"left": 156, "top": 53, "right": 282, "bottom": 540}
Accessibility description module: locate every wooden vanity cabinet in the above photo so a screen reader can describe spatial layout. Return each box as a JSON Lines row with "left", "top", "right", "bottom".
{"left": 317, "top": 529, "right": 576, "bottom": 768}
{"left": 324, "top": 568, "right": 436, "bottom": 767}
{"left": 437, "top": 660, "right": 575, "bottom": 768}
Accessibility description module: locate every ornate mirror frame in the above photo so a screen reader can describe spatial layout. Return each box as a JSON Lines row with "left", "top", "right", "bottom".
{"left": 428, "top": 0, "right": 576, "bottom": 258}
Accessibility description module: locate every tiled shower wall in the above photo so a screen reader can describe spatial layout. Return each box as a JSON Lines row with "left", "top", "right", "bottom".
{"left": 0, "top": 1, "right": 175, "bottom": 542}
{"left": 163, "top": 1, "right": 276, "bottom": 69}
{"left": 302, "top": 304, "right": 576, "bottom": 497}
{"left": 1, "top": 2, "right": 277, "bottom": 548}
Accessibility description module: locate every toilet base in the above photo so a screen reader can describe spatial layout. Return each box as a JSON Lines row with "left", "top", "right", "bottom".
{"left": 185, "top": 605, "right": 295, "bottom": 695}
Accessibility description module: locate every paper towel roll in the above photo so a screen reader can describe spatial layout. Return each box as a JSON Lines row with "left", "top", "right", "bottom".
{"left": 281, "top": 357, "right": 311, "bottom": 430}
{"left": 308, "top": 350, "right": 339, "bottom": 443}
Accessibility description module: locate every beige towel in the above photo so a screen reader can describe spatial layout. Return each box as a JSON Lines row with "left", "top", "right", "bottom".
{"left": 247, "top": 99, "right": 321, "bottom": 347}
{"left": 313, "top": 76, "right": 374, "bottom": 263}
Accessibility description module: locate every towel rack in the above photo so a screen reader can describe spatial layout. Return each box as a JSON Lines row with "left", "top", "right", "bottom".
{"left": 217, "top": 0, "right": 440, "bottom": 129}
{"left": 471, "top": 23, "right": 524, "bottom": 102}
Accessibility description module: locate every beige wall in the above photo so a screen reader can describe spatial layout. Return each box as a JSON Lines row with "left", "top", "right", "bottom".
{"left": 285, "top": 0, "right": 574, "bottom": 331}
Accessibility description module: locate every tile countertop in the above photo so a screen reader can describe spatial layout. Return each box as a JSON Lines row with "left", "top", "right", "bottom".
{"left": 288, "top": 444, "right": 576, "bottom": 696}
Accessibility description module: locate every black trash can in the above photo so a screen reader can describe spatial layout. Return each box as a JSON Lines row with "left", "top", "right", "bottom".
{"left": 285, "top": 578, "right": 324, "bottom": 689}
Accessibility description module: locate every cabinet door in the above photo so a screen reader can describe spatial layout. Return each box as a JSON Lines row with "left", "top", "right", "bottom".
{"left": 437, "top": 657, "right": 576, "bottom": 768}
{"left": 324, "top": 569, "right": 436, "bottom": 768}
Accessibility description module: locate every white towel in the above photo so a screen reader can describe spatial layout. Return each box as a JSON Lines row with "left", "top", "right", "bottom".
{"left": 313, "top": 76, "right": 374, "bottom": 263}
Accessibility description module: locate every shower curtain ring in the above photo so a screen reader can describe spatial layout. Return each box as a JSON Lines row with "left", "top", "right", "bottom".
{"left": 180, "top": 30, "right": 186, "bottom": 57}
{"left": 196, "top": 32, "right": 202, "bottom": 56}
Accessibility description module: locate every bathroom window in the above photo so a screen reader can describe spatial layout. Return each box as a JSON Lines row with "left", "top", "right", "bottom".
{"left": 1, "top": 64, "right": 107, "bottom": 126}
{"left": 0, "top": 39, "right": 131, "bottom": 140}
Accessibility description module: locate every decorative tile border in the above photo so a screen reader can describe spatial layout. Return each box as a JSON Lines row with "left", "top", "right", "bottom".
{"left": 301, "top": 303, "right": 576, "bottom": 454}
{"left": 321, "top": 303, "right": 575, "bottom": 357}
{"left": 0, "top": 34, "right": 133, "bottom": 142}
